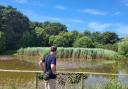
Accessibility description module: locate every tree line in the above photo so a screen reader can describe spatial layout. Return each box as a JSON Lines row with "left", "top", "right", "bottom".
{"left": 0, "top": 5, "right": 122, "bottom": 53}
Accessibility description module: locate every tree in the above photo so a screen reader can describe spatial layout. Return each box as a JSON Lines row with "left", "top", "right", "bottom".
{"left": 83, "top": 30, "right": 92, "bottom": 37}
{"left": 20, "top": 31, "right": 36, "bottom": 47}
{"left": 0, "top": 31, "right": 6, "bottom": 52}
{"left": 0, "top": 5, "right": 30, "bottom": 49}
{"left": 49, "top": 32, "right": 73, "bottom": 47}
{"left": 101, "top": 32, "right": 119, "bottom": 44}
{"left": 71, "top": 30, "right": 83, "bottom": 42}
{"left": 91, "top": 32, "right": 102, "bottom": 43}
{"left": 42, "top": 21, "right": 68, "bottom": 35}
{"left": 35, "top": 27, "right": 49, "bottom": 47}
{"left": 73, "top": 36, "right": 93, "bottom": 48}
{"left": 29, "top": 21, "right": 43, "bottom": 30}
{"left": 49, "top": 35, "right": 56, "bottom": 46}
{"left": 118, "top": 38, "right": 128, "bottom": 57}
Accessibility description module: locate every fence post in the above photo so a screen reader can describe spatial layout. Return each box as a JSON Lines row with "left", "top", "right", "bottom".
{"left": 35, "top": 72, "right": 39, "bottom": 89}
{"left": 81, "top": 75, "right": 84, "bottom": 89}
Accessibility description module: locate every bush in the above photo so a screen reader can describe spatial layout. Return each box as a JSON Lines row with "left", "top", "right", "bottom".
{"left": 73, "top": 36, "right": 94, "bottom": 48}
{"left": 95, "top": 43, "right": 118, "bottom": 51}
{"left": 118, "top": 39, "right": 128, "bottom": 57}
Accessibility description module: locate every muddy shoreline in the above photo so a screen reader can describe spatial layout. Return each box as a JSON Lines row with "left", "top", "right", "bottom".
{"left": 0, "top": 55, "right": 17, "bottom": 60}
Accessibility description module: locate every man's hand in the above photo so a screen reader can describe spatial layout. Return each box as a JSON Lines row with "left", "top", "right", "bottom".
{"left": 38, "top": 60, "right": 44, "bottom": 70}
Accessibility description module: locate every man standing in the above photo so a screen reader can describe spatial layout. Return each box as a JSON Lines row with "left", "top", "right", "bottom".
{"left": 38, "top": 46, "right": 57, "bottom": 89}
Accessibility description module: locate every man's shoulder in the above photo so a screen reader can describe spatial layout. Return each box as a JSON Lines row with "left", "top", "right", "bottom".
{"left": 49, "top": 54, "right": 56, "bottom": 58}
{"left": 45, "top": 54, "right": 56, "bottom": 61}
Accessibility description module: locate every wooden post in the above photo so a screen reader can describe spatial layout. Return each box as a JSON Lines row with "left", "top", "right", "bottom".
{"left": 81, "top": 75, "right": 84, "bottom": 89}
{"left": 35, "top": 73, "right": 39, "bottom": 89}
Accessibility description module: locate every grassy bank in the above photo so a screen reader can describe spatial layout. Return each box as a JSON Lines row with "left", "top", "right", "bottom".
{"left": 17, "top": 47, "right": 125, "bottom": 60}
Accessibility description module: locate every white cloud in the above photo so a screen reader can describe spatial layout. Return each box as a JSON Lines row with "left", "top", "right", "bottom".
{"left": 42, "top": 16, "right": 62, "bottom": 21}
{"left": 42, "top": 16, "right": 84, "bottom": 23}
{"left": 87, "top": 22, "right": 128, "bottom": 36}
{"left": 122, "top": 0, "right": 128, "bottom": 6}
{"left": 80, "top": 9, "right": 106, "bottom": 16}
{"left": 116, "top": 24, "right": 128, "bottom": 36}
{"left": 113, "top": 12, "right": 121, "bottom": 15}
{"left": 67, "top": 19, "right": 84, "bottom": 23}
{"left": 13, "top": 0, "right": 27, "bottom": 4}
{"left": 55, "top": 5, "right": 67, "bottom": 10}
{"left": 30, "top": 3, "right": 45, "bottom": 7}
{"left": 22, "top": 9, "right": 84, "bottom": 23}
{"left": 88, "top": 22, "right": 111, "bottom": 31}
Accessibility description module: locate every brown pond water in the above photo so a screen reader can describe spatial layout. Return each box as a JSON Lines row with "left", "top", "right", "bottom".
{"left": 0, "top": 55, "right": 128, "bottom": 88}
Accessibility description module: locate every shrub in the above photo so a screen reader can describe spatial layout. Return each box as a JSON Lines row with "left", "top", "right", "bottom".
{"left": 118, "top": 39, "right": 128, "bottom": 57}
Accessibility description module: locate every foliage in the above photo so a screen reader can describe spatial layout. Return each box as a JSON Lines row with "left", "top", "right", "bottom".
{"left": 83, "top": 30, "right": 92, "bottom": 37}
{"left": 73, "top": 36, "right": 94, "bottom": 48}
{"left": 95, "top": 43, "right": 118, "bottom": 51}
{"left": 49, "top": 32, "right": 74, "bottom": 47}
{"left": 71, "top": 30, "right": 83, "bottom": 42}
{"left": 101, "top": 32, "right": 119, "bottom": 44}
{"left": 35, "top": 27, "right": 49, "bottom": 46}
{"left": 104, "top": 80, "right": 124, "bottom": 89}
{"left": 91, "top": 32, "right": 103, "bottom": 44}
{"left": 118, "top": 39, "right": 128, "bottom": 57}
{"left": 0, "top": 5, "right": 30, "bottom": 49}
{"left": 20, "top": 31, "right": 36, "bottom": 47}
{"left": 41, "top": 21, "right": 68, "bottom": 35}
{"left": 0, "top": 31, "right": 6, "bottom": 52}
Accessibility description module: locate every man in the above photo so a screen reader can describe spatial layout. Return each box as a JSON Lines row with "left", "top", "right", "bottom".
{"left": 38, "top": 46, "right": 57, "bottom": 89}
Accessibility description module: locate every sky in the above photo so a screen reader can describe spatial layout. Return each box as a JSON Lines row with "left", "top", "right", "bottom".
{"left": 0, "top": 0, "right": 128, "bottom": 37}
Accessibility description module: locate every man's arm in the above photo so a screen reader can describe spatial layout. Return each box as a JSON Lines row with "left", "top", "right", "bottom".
{"left": 51, "top": 57, "right": 56, "bottom": 74}
{"left": 38, "top": 60, "right": 44, "bottom": 70}
{"left": 51, "top": 64, "right": 56, "bottom": 74}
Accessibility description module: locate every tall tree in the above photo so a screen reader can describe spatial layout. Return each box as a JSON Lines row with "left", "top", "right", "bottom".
{"left": 91, "top": 32, "right": 102, "bottom": 43}
{"left": 42, "top": 21, "right": 68, "bottom": 35}
{"left": 49, "top": 32, "right": 73, "bottom": 47}
{"left": 0, "top": 5, "right": 30, "bottom": 49}
{"left": 71, "top": 30, "right": 83, "bottom": 42}
{"left": 20, "top": 31, "right": 36, "bottom": 47}
{"left": 83, "top": 30, "right": 92, "bottom": 37}
{"left": 35, "top": 27, "right": 49, "bottom": 46}
{"left": 101, "top": 32, "right": 119, "bottom": 44}
{"left": 73, "top": 36, "right": 93, "bottom": 48}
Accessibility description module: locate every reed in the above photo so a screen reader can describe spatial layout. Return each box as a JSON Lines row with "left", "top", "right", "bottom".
{"left": 17, "top": 47, "right": 124, "bottom": 60}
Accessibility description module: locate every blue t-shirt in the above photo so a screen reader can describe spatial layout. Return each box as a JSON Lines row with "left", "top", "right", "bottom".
{"left": 42, "top": 54, "right": 56, "bottom": 79}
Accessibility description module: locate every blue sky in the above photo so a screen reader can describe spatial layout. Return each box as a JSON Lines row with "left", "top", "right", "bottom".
{"left": 0, "top": 0, "right": 128, "bottom": 37}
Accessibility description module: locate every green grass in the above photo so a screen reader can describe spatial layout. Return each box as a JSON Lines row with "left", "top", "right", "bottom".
{"left": 103, "top": 79, "right": 127, "bottom": 89}
{"left": 16, "top": 47, "right": 125, "bottom": 60}
{"left": 1, "top": 79, "right": 127, "bottom": 89}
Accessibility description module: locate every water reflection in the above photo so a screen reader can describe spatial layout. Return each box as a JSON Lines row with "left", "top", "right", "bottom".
{"left": 0, "top": 55, "right": 128, "bottom": 86}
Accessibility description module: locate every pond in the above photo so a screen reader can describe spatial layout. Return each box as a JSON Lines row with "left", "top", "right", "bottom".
{"left": 0, "top": 55, "right": 128, "bottom": 88}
